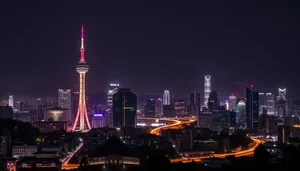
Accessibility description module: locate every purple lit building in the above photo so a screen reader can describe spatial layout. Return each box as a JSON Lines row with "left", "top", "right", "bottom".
{"left": 92, "top": 113, "right": 105, "bottom": 128}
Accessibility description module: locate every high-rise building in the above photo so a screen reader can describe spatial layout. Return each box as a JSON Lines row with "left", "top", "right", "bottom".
{"left": 277, "top": 88, "right": 287, "bottom": 100}
{"left": 189, "top": 91, "right": 200, "bottom": 116}
{"left": 155, "top": 98, "right": 163, "bottom": 116}
{"left": 8, "top": 95, "right": 13, "bottom": 108}
{"left": 208, "top": 91, "right": 219, "bottom": 112}
{"left": 174, "top": 100, "right": 187, "bottom": 116}
{"left": 236, "top": 100, "right": 246, "bottom": 125}
{"left": 144, "top": 98, "right": 155, "bottom": 117}
{"left": 266, "top": 93, "right": 275, "bottom": 116}
{"left": 58, "top": 89, "right": 71, "bottom": 109}
{"left": 112, "top": 88, "right": 137, "bottom": 127}
{"left": 291, "top": 100, "right": 300, "bottom": 117}
{"left": 277, "top": 99, "right": 287, "bottom": 117}
{"left": 163, "top": 90, "right": 171, "bottom": 105}
{"left": 276, "top": 88, "right": 288, "bottom": 117}
{"left": 107, "top": 84, "right": 119, "bottom": 108}
{"left": 204, "top": 75, "right": 211, "bottom": 108}
{"left": 225, "top": 100, "right": 229, "bottom": 110}
{"left": 246, "top": 86, "right": 259, "bottom": 131}
{"left": 73, "top": 25, "right": 91, "bottom": 131}
{"left": 106, "top": 83, "right": 119, "bottom": 127}
{"left": 229, "top": 94, "right": 237, "bottom": 111}
{"left": 258, "top": 93, "right": 266, "bottom": 115}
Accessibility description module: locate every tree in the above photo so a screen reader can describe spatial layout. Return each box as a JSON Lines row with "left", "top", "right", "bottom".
{"left": 254, "top": 144, "right": 269, "bottom": 165}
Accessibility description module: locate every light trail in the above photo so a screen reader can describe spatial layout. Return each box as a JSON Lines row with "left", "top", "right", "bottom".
{"left": 63, "top": 118, "right": 265, "bottom": 168}
{"left": 170, "top": 138, "right": 265, "bottom": 163}
{"left": 62, "top": 142, "right": 83, "bottom": 166}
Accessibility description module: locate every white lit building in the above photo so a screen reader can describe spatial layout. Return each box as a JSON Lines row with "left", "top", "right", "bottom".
{"left": 163, "top": 90, "right": 171, "bottom": 105}
{"left": 107, "top": 84, "right": 119, "bottom": 108}
{"left": 266, "top": 93, "right": 275, "bottom": 115}
{"left": 204, "top": 75, "right": 211, "bottom": 108}
{"left": 58, "top": 89, "right": 71, "bottom": 109}
{"left": 8, "top": 95, "right": 13, "bottom": 108}
{"left": 236, "top": 100, "right": 246, "bottom": 124}
{"left": 106, "top": 83, "right": 119, "bottom": 127}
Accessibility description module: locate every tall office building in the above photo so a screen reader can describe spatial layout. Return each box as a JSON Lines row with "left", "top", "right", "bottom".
{"left": 246, "top": 86, "right": 259, "bottom": 131}
{"left": 58, "top": 89, "right": 71, "bottom": 109}
{"left": 208, "top": 91, "right": 219, "bottom": 112}
{"left": 112, "top": 88, "right": 137, "bottom": 127}
{"left": 204, "top": 75, "right": 211, "bottom": 108}
{"left": 174, "top": 100, "right": 187, "bottom": 116}
{"left": 8, "top": 95, "right": 13, "bottom": 108}
{"left": 106, "top": 83, "right": 119, "bottom": 127}
{"left": 107, "top": 84, "right": 120, "bottom": 108}
{"left": 155, "top": 98, "right": 163, "bottom": 116}
{"left": 258, "top": 93, "right": 266, "bottom": 115}
{"left": 277, "top": 88, "right": 287, "bottom": 100}
{"left": 229, "top": 94, "right": 237, "bottom": 111}
{"left": 236, "top": 100, "right": 246, "bottom": 124}
{"left": 276, "top": 88, "right": 288, "bottom": 117}
{"left": 163, "top": 90, "right": 171, "bottom": 105}
{"left": 266, "top": 93, "right": 275, "bottom": 116}
{"left": 144, "top": 98, "right": 155, "bottom": 117}
{"left": 189, "top": 92, "right": 200, "bottom": 116}
{"left": 72, "top": 25, "right": 91, "bottom": 131}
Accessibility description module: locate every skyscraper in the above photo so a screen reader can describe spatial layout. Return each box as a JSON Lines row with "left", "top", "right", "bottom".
{"left": 229, "top": 94, "right": 237, "bottom": 111}
{"left": 155, "top": 98, "right": 163, "bottom": 116}
{"left": 163, "top": 90, "right": 171, "bottom": 105}
{"left": 277, "top": 88, "right": 287, "bottom": 100}
{"left": 246, "top": 86, "right": 259, "bottom": 131}
{"left": 8, "top": 95, "right": 13, "bottom": 108}
{"left": 144, "top": 98, "right": 155, "bottom": 117}
{"left": 236, "top": 100, "right": 246, "bottom": 124}
{"left": 266, "top": 93, "right": 275, "bottom": 116}
{"left": 112, "top": 88, "right": 137, "bottom": 127}
{"left": 208, "top": 91, "right": 219, "bottom": 112}
{"left": 58, "top": 89, "right": 71, "bottom": 109}
{"left": 106, "top": 83, "right": 119, "bottom": 127}
{"left": 277, "top": 88, "right": 288, "bottom": 117}
{"left": 107, "top": 84, "right": 120, "bottom": 108}
{"left": 72, "top": 25, "right": 91, "bottom": 131}
{"left": 204, "top": 75, "right": 211, "bottom": 108}
{"left": 189, "top": 91, "right": 200, "bottom": 116}
{"left": 258, "top": 93, "right": 266, "bottom": 115}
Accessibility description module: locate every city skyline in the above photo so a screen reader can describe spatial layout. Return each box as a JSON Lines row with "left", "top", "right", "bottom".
{"left": 0, "top": 1, "right": 299, "bottom": 100}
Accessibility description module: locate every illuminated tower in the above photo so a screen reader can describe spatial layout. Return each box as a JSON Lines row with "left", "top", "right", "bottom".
{"left": 72, "top": 25, "right": 91, "bottom": 131}
{"left": 204, "top": 75, "right": 211, "bottom": 108}
{"left": 163, "top": 90, "right": 171, "bottom": 105}
{"left": 278, "top": 88, "right": 287, "bottom": 100}
{"left": 8, "top": 95, "right": 13, "bottom": 108}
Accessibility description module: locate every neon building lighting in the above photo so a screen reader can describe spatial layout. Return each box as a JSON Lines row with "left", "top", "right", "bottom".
{"left": 72, "top": 25, "right": 91, "bottom": 131}
{"left": 204, "top": 75, "right": 211, "bottom": 108}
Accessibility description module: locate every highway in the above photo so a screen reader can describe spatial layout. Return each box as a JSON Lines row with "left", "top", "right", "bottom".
{"left": 170, "top": 137, "right": 264, "bottom": 163}
{"left": 61, "top": 117, "right": 263, "bottom": 169}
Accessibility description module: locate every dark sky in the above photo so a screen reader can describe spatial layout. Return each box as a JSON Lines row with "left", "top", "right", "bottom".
{"left": 1, "top": 1, "right": 300, "bottom": 101}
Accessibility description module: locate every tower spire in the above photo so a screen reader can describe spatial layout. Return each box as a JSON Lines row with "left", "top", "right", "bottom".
{"left": 80, "top": 25, "right": 85, "bottom": 62}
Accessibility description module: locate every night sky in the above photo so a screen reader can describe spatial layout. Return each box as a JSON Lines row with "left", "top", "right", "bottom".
{"left": 1, "top": 1, "right": 300, "bottom": 101}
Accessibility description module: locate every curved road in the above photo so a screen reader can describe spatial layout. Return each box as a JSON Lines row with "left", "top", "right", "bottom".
{"left": 170, "top": 137, "right": 264, "bottom": 163}
{"left": 62, "top": 117, "right": 263, "bottom": 169}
